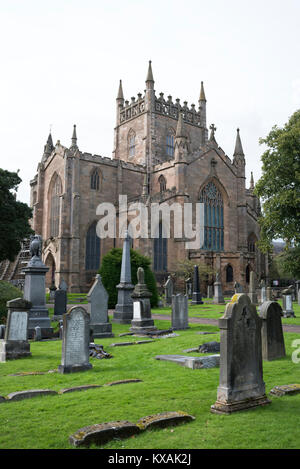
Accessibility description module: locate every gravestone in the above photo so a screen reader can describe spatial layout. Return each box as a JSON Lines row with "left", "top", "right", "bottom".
{"left": 113, "top": 230, "right": 134, "bottom": 324}
{"left": 298, "top": 289, "right": 300, "bottom": 307}
{"left": 164, "top": 276, "right": 174, "bottom": 305}
{"left": 52, "top": 288, "right": 67, "bottom": 321}
{"left": 59, "top": 278, "right": 68, "bottom": 291}
{"left": 248, "top": 271, "right": 258, "bottom": 305}
{"left": 34, "top": 326, "right": 42, "bottom": 341}
{"left": 212, "top": 272, "right": 225, "bottom": 305}
{"left": 191, "top": 265, "right": 203, "bottom": 304}
{"left": 207, "top": 285, "right": 213, "bottom": 299}
{"left": 234, "top": 282, "right": 243, "bottom": 294}
{"left": 58, "top": 306, "right": 92, "bottom": 374}
{"left": 185, "top": 278, "right": 192, "bottom": 299}
{"left": 87, "top": 274, "right": 114, "bottom": 338}
{"left": 266, "top": 287, "right": 273, "bottom": 301}
{"left": 259, "top": 301, "right": 286, "bottom": 361}
{"left": 23, "top": 235, "right": 53, "bottom": 339}
{"left": 130, "top": 267, "right": 157, "bottom": 334}
{"left": 282, "top": 287, "right": 295, "bottom": 318}
{"left": 211, "top": 294, "right": 271, "bottom": 414}
{"left": 49, "top": 282, "right": 57, "bottom": 301}
{"left": 260, "top": 280, "right": 267, "bottom": 304}
{"left": 0, "top": 298, "right": 31, "bottom": 362}
{"left": 171, "top": 294, "right": 189, "bottom": 330}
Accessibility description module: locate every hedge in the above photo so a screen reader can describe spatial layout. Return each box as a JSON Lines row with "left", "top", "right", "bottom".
{"left": 0, "top": 281, "right": 23, "bottom": 322}
{"left": 98, "top": 248, "right": 158, "bottom": 309}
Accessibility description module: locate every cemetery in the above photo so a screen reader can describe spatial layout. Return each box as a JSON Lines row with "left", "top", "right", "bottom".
{"left": 1, "top": 2, "right": 300, "bottom": 453}
{"left": 0, "top": 237, "right": 300, "bottom": 449}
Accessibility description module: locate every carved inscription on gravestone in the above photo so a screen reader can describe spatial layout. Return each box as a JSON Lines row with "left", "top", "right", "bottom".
{"left": 7, "top": 311, "right": 28, "bottom": 341}
{"left": 65, "top": 310, "right": 87, "bottom": 366}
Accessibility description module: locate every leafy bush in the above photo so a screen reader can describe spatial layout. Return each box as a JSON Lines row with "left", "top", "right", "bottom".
{"left": 99, "top": 248, "right": 158, "bottom": 309}
{"left": 0, "top": 281, "right": 23, "bottom": 322}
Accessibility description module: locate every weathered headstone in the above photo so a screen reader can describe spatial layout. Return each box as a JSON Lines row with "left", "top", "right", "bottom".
{"left": 59, "top": 278, "right": 68, "bottom": 291}
{"left": 207, "top": 285, "right": 213, "bottom": 299}
{"left": 171, "top": 294, "right": 189, "bottom": 330}
{"left": 282, "top": 287, "right": 295, "bottom": 318}
{"left": 234, "top": 282, "right": 243, "bottom": 294}
{"left": 58, "top": 306, "right": 92, "bottom": 374}
{"left": 212, "top": 271, "right": 225, "bottom": 304}
{"left": 248, "top": 271, "right": 258, "bottom": 305}
{"left": 164, "top": 276, "right": 174, "bottom": 305}
{"left": 260, "top": 280, "right": 267, "bottom": 304}
{"left": 113, "top": 230, "right": 134, "bottom": 324}
{"left": 259, "top": 301, "right": 286, "bottom": 361}
{"left": 266, "top": 287, "right": 273, "bottom": 301}
{"left": 191, "top": 265, "right": 203, "bottom": 304}
{"left": 185, "top": 277, "right": 192, "bottom": 299}
{"left": 130, "top": 267, "right": 157, "bottom": 334}
{"left": 211, "top": 294, "right": 271, "bottom": 414}
{"left": 34, "top": 326, "right": 42, "bottom": 341}
{"left": 49, "top": 282, "right": 57, "bottom": 301}
{"left": 87, "top": 274, "right": 114, "bottom": 338}
{"left": 0, "top": 298, "right": 31, "bottom": 362}
{"left": 23, "top": 235, "right": 53, "bottom": 339}
{"left": 52, "top": 288, "right": 67, "bottom": 321}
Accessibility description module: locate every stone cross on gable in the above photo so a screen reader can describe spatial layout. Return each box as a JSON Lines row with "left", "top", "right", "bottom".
{"left": 210, "top": 124, "right": 217, "bottom": 136}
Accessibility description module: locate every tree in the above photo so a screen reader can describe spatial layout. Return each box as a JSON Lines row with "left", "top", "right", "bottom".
{"left": 173, "top": 258, "right": 216, "bottom": 284}
{"left": 254, "top": 110, "right": 300, "bottom": 277}
{"left": 99, "top": 248, "right": 158, "bottom": 308}
{"left": 0, "top": 169, "right": 33, "bottom": 262}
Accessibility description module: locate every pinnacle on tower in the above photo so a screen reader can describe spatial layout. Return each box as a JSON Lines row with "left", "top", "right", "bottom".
{"left": 146, "top": 60, "right": 154, "bottom": 83}
{"left": 209, "top": 124, "right": 217, "bottom": 144}
{"left": 117, "top": 79, "right": 124, "bottom": 101}
{"left": 70, "top": 124, "right": 78, "bottom": 149}
{"left": 42, "top": 131, "right": 54, "bottom": 161}
{"left": 233, "top": 128, "right": 245, "bottom": 157}
{"left": 176, "top": 112, "right": 187, "bottom": 139}
{"left": 250, "top": 171, "right": 254, "bottom": 189}
{"left": 199, "top": 81, "right": 206, "bottom": 102}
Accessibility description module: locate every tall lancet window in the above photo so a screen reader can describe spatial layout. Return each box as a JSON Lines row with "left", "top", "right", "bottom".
{"left": 91, "top": 168, "right": 101, "bottom": 191}
{"left": 85, "top": 221, "right": 101, "bottom": 270}
{"left": 153, "top": 221, "right": 167, "bottom": 272}
{"left": 199, "top": 181, "right": 224, "bottom": 251}
{"left": 166, "top": 132, "right": 175, "bottom": 157}
{"left": 128, "top": 129, "right": 136, "bottom": 157}
{"left": 49, "top": 175, "right": 62, "bottom": 238}
{"left": 158, "top": 175, "right": 167, "bottom": 193}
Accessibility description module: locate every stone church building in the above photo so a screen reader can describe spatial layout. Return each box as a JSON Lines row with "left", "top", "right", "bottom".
{"left": 29, "top": 61, "right": 266, "bottom": 293}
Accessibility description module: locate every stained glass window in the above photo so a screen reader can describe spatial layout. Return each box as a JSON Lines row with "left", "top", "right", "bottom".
{"left": 50, "top": 175, "right": 62, "bottom": 237}
{"left": 85, "top": 221, "right": 101, "bottom": 270}
{"left": 199, "top": 181, "right": 224, "bottom": 251}
{"left": 153, "top": 221, "right": 167, "bottom": 272}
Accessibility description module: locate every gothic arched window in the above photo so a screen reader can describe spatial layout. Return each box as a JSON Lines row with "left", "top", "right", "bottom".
{"left": 158, "top": 175, "right": 167, "bottom": 193}
{"left": 199, "top": 181, "right": 224, "bottom": 251}
{"left": 226, "top": 264, "right": 233, "bottom": 283}
{"left": 246, "top": 265, "right": 250, "bottom": 284}
{"left": 166, "top": 132, "right": 175, "bottom": 157}
{"left": 153, "top": 221, "right": 167, "bottom": 272}
{"left": 248, "top": 233, "right": 257, "bottom": 253}
{"left": 49, "top": 174, "right": 62, "bottom": 238}
{"left": 128, "top": 129, "right": 136, "bottom": 157}
{"left": 91, "top": 168, "right": 101, "bottom": 191}
{"left": 85, "top": 221, "right": 101, "bottom": 270}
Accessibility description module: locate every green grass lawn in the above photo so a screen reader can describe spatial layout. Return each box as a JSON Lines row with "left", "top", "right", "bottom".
{"left": 152, "top": 300, "right": 300, "bottom": 326}
{"left": 0, "top": 319, "right": 299, "bottom": 449}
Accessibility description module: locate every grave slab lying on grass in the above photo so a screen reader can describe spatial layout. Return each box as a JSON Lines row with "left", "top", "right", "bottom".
{"left": 7, "top": 389, "right": 58, "bottom": 401}
{"left": 137, "top": 411, "right": 195, "bottom": 430}
{"left": 59, "top": 385, "right": 102, "bottom": 394}
{"left": 103, "top": 379, "right": 143, "bottom": 386}
{"left": 109, "top": 339, "right": 155, "bottom": 347}
{"left": 155, "top": 354, "right": 220, "bottom": 369}
{"left": 269, "top": 384, "right": 300, "bottom": 397}
{"left": 69, "top": 421, "right": 140, "bottom": 447}
{"left": 69, "top": 411, "right": 196, "bottom": 447}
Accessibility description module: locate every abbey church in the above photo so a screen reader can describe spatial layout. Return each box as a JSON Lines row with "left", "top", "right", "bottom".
{"left": 27, "top": 61, "right": 266, "bottom": 293}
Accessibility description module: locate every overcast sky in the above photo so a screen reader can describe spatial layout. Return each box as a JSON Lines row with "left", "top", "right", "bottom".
{"left": 1, "top": 0, "right": 300, "bottom": 204}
